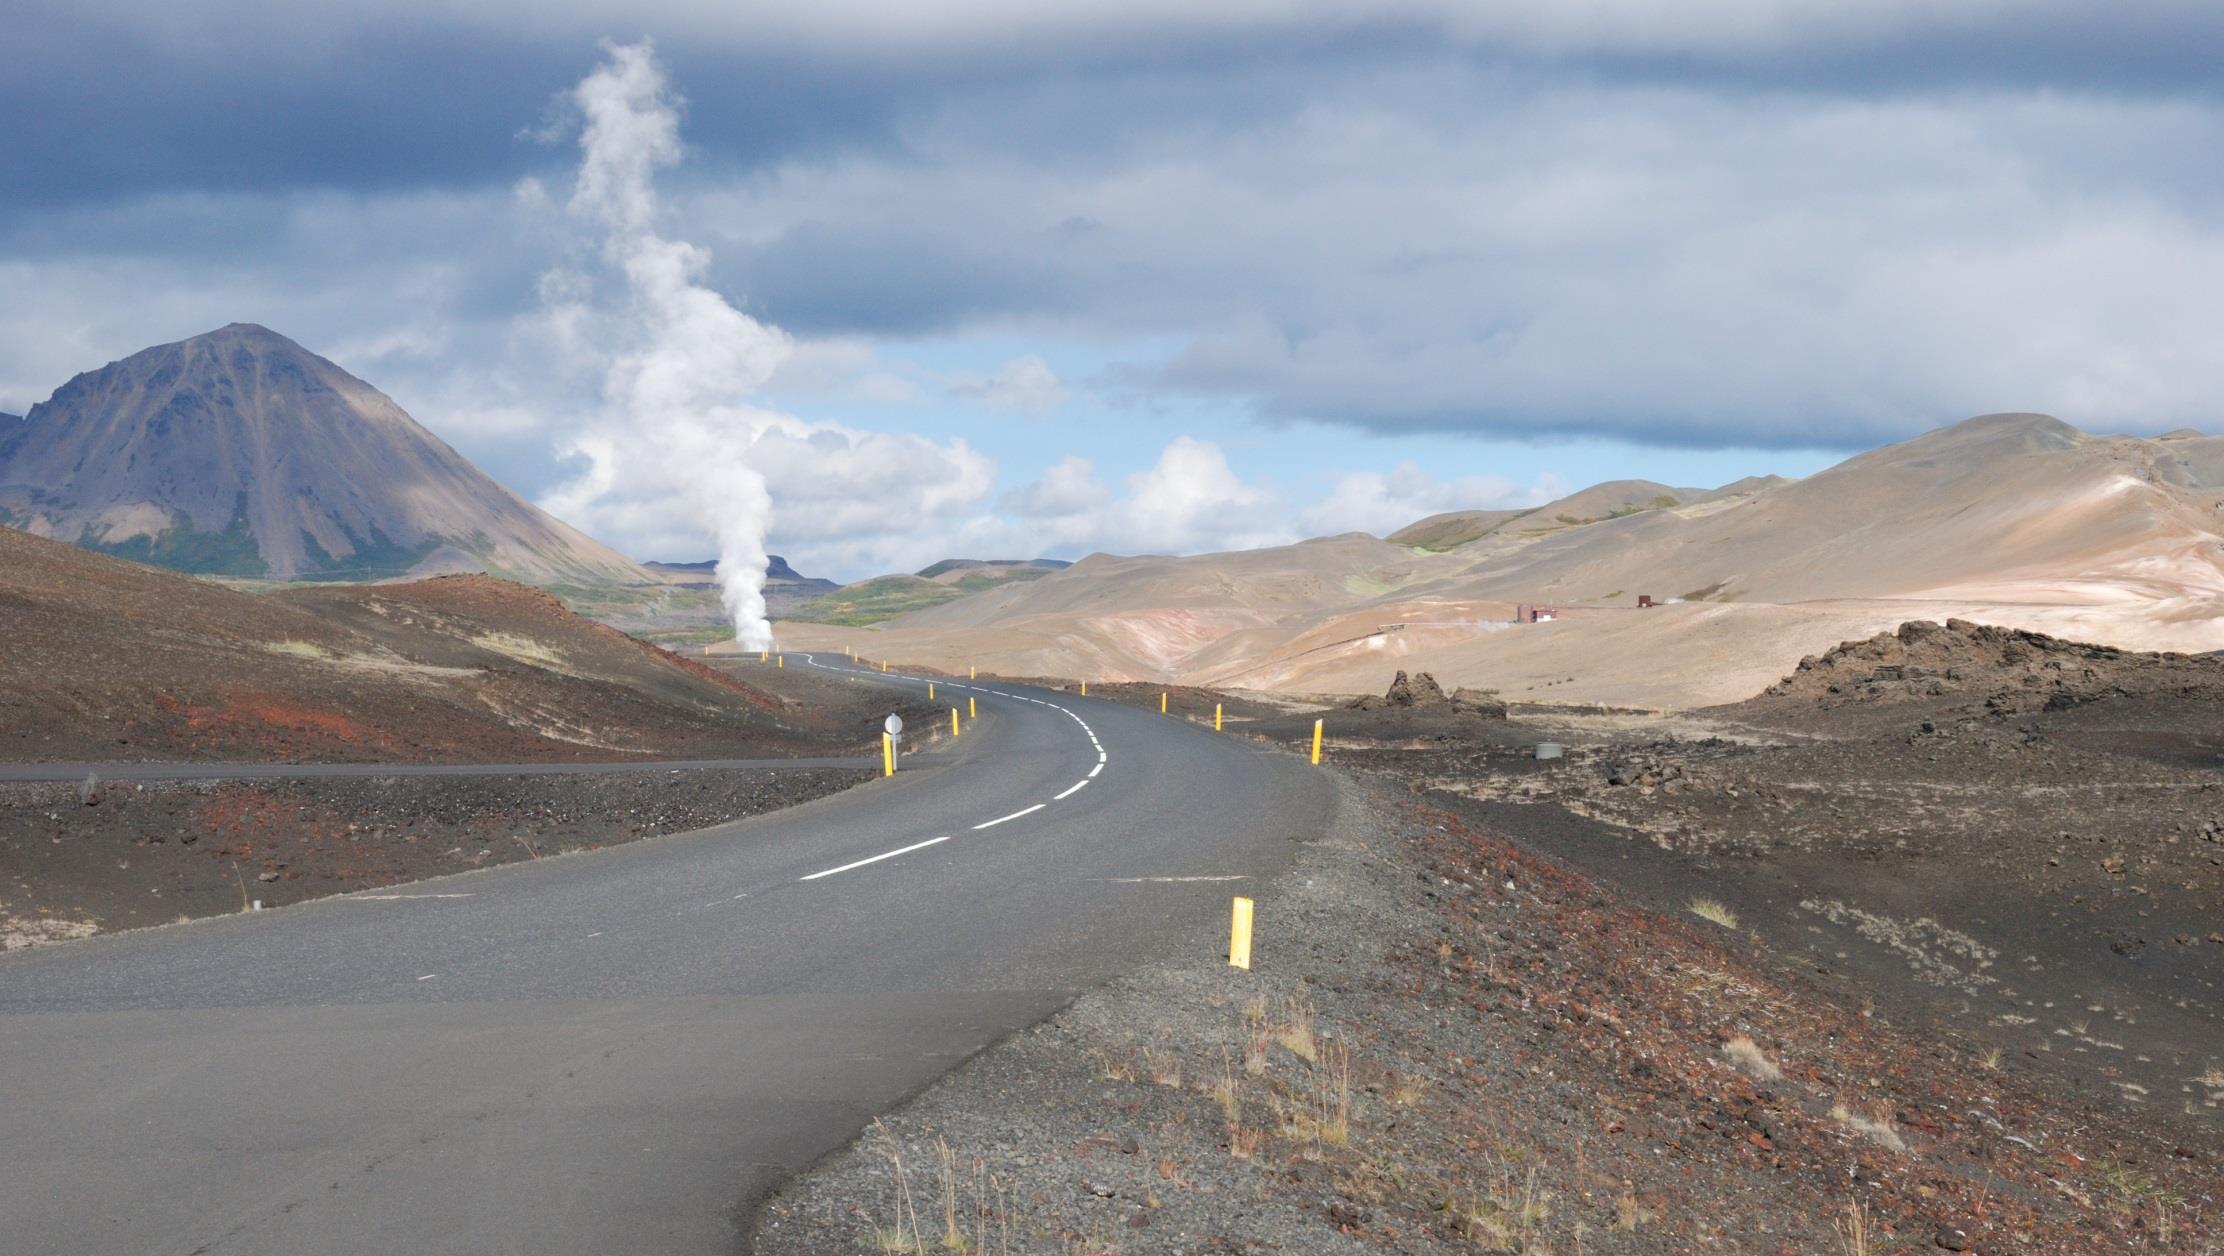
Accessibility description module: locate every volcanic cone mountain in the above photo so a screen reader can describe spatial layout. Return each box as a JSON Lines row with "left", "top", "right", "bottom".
{"left": 0, "top": 324, "right": 651, "bottom": 583}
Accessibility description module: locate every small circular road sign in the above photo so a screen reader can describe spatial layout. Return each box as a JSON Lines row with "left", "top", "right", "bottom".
{"left": 883, "top": 714, "right": 905, "bottom": 737}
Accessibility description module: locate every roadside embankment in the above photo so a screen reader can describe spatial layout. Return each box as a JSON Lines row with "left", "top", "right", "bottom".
{"left": 753, "top": 766, "right": 2217, "bottom": 1253}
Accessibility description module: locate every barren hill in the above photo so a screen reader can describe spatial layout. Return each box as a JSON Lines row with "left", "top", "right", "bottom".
{"left": 0, "top": 524, "right": 807, "bottom": 763}
{"left": 769, "top": 414, "right": 2224, "bottom": 708}
{"left": 1527, "top": 478, "right": 1707, "bottom": 525}
{"left": 0, "top": 324, "right": 652, "bottom": 584}
{"left": 1384, "top": 509, "right": 1531, "bottom": 551}
{"left": 786, "top": 557, "right": 1074, "bottom": 626}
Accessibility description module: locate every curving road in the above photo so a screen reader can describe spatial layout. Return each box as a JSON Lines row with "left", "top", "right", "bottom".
{"left": 0, "top": 657, "right": 1332, "bottom": 1255}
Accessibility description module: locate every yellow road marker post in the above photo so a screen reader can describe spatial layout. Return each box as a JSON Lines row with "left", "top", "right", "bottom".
{"left": 759, "top": 650, "right": 767, "bottom": 662}
{"left": 881, "top": 734, "right": 895, "bottom": 777}
{"left": 1311, "top": 718, "right": 1324, "bottom": 765}
{"left": 1214, "top": 703, "right": 1223, "bottom": 731}
{"left": 777, "top": 654, "right": 784, "bottom": 668}
{"left": 969, "top": 666, "right": 976, "bottom": 680}
{"left": 1229, "top": 897, "right": 1254, "bottom": 969}
{"left": 881, "top": 661, "right": 888, "bottom": 673}
{"left": 928, "top": 682, "right": 935, "bottom": 700}
{"left": 1160, "top": 692, "right": 1167, "bottom": 714}
{"left": 951, "top": 707, "right": 960, "bottom": 737}
{"left": 968, "top": 696, "right": 977, "bottom": 719}
{"left": 1080, "top": 680, "right": 1088, "bottom": 696}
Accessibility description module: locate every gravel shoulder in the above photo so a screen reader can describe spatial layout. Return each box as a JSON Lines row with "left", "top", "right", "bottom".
{"left": 752, "top": 759, "right": 2219, "bottom": 1254}
{"left": 0, "top": 766, "right": 875, "bottom": 948}
{"left": 1, "top": 662, "right": 948, "bottom": 949}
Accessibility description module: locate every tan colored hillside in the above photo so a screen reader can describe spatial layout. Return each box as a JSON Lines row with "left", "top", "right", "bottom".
{"left": 764, "top": 414, "right": 2224, "bottom": 709}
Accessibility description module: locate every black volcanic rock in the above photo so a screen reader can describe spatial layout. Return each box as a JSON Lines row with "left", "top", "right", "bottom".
{"left": 0, "top": 324, "right": 649, "bottom": 583}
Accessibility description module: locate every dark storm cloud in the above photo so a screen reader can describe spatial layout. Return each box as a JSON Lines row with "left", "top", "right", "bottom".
{"left": 12, "top": 1, "right": 2224, "bottom": 456}
{"left": 715, "top": 221, "right": 1075, "bottom": 337}
{"left": 12, "top": 2, "right": 2224, "bottom": 215}
{"left": 0, "top": 20, "right": 912, "bottom": 216}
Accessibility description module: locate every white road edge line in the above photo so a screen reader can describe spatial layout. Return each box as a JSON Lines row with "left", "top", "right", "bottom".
{"left": 1054, "top": 779, "right": 1088, "bottom": 800}
{"left": 352, "top": 893, "right": 475, "bottom": 900}
{"left": 1088, "top": 762, "right": 1104, "bottom": 777}
{"left": 972, "top": 803, "right": 1046, "bottom": 830}
{"left": 800, "top": 835, "right": 951, "bottom": 881}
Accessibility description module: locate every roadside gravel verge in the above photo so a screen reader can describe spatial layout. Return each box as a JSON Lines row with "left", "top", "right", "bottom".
{"left": 752, "top": 767, "right": 2218, "bottom": 1253}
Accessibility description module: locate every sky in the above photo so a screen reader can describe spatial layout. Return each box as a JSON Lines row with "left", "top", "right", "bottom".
{"left": 7, "top": 2, "right": 2224, "bottom": 579}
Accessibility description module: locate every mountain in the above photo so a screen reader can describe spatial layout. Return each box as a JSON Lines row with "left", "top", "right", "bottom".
{"left": 1417, "top": 412, "right": 2217, "bottom": 607}
{"left": 771, "top": 414, "right": 2224, "bottom": 707}
{"left": 645, "top": 553, "right": 838, "bottom": 617}
{"left": 1528, "top": 479, "right": 1710, "bottom": 525}
{"left": 914, "top": 558, "right": 1072, "bottom": 580}
{"left": 1384, "top": 478, "right": 1779, "bottom": 554}
{"left": 777, "top": 557, "right": 1075, "bottom": 626}
{"left": 1385, "top": 509, "right": 1532, "bottom": 551}
{"left": 0, "top": 324, "right": 653, "bottom": 584}
{"left": 1710, "top": 474, "right": 1791, "bottom": 497}
{"left": 646, "top": 554, "right": 835, "bottom": 592}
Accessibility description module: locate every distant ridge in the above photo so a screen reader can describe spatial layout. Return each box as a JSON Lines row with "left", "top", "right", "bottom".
{"left": 648, "top": 554, "right": 826, "bottom": 585}
{"left": 915, "top": 557, "right": 1071, "bottom": 579}
{"left": 0, "top": 324, "right": 652, "bottom": 584}
{"left": 784, "top": 556, "right": 1074, "bottom": 626}
{"left": 644, "top": 554, "right": 838, "bottom": 614}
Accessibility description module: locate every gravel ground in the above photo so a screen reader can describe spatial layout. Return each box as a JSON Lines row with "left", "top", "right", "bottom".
{"left": 752, "top": 764, "right": 2219, "bottom": 1254}
{"left": 0, "top": 767, "right": 871, "bottom": 946}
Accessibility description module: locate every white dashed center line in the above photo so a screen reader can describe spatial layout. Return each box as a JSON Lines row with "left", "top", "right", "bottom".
{"left": 800, "top": 835, "right": 951, "bottom": 881}
{"left": 790, "top": 653, "right": 1115, "bottom": 876}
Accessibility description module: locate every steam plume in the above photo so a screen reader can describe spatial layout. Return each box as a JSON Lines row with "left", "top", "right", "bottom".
{"left": 564, "top": 41, "right": 783, "bottom": 650}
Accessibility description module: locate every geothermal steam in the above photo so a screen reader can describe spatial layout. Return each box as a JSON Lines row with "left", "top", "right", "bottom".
{"left": 564, "top": 42, "right": 783, "bottom": 649}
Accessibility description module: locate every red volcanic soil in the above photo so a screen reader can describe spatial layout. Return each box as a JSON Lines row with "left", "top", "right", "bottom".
{"left": 0, "top": 527, "right": 885, "bottom": 763}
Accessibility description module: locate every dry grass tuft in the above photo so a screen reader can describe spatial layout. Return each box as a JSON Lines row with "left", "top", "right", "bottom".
{"left": 1228, "top": 1123, "right": 1265, "bottom": 1160}
{"left": 1829, "top": 1101, "right": 1907, "bottom": 1152}
{"left": 1213, "top": 1046, "right": 1242, "bottom": 1125}
{"left": 1275, "top": 992, "right": 1318, "bottom": 1063}
{"left": 1721, "top": 1034, "right": 1783, "bottom": 1082}
{"left": 1283, "top": 1037, "right": 1352, "bottom": 1151}
{"left": 1145, "top": 1048, "right": 1183, "bottom": 1089}
{"left": 1242, "top": 996, "right": 1272, "bottom": 1075}
{"left": 1447, "top": 1161, "right": 1552, "bottom": 1251}
{"left": 1688, "top": 896, "right": 1739, "bottom": 929}
{"left": 1615, "top": 1188, "right": 1653, "bottom": 1232}
{"left": 1832, "top": 1198, "right": 1874, "bottom": 1256}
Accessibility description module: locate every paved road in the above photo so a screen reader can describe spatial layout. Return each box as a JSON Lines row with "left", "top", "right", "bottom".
{"left": 0, "top": 655, "right": 1332, "bottom": 1255}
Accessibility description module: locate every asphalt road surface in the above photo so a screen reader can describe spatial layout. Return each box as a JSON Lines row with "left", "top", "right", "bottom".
{"left": 0, "top": 656, "right": 1332, "bottom": 1255}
